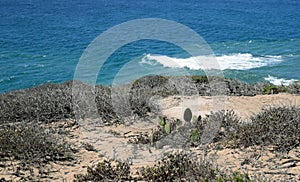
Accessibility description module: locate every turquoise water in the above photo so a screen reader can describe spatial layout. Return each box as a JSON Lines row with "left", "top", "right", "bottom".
{"left": 0, "top": 0, "right": 299, "bottom": 93}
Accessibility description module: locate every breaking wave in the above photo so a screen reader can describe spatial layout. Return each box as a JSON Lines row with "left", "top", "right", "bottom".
{"left": 141, "top": 53, "right": 283, "bottom": 70}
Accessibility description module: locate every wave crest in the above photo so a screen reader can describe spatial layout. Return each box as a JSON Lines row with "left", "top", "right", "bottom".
{"left": 141, "top": 53, "right": 283, "bottom": 70}
{"left": 264, "top": 75, "right": 298, "bottom": 86}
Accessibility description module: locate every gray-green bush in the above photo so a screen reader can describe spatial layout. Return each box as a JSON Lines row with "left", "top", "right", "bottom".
{"left": 228, "top": 106, "right": 300, "bottom": 152}
{"left": 0, "top": 123, "right": 74, "bottom": 164}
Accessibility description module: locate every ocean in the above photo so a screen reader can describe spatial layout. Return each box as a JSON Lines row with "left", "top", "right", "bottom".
{"left": 0, "top": 0, "right": 299, "bottom": 93}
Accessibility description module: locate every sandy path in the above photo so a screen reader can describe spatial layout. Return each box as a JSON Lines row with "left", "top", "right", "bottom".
{"left": 160, "top": 93, "right": 300, "bottom": 121}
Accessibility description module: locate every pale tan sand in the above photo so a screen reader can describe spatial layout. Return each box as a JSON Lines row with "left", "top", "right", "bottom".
{"left": 159, "top": 93, "right": 300, "bottom": 121}
{"left": 1, "top": 93, "right": 300, "bottom": 181}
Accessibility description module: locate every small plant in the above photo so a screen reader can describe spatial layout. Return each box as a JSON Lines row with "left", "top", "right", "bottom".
{"left": 261, "top": 83, "right": 290, "bottom": 95}
{"left": 276, "top": 85, "right": 289, "bottom": 93}
{"left": 157, "top": 115, "right": 173, "bottom": 134}
{"left": 190, "top": 129, "right": 199, "bottom": 142}
{"left": 164, "top": 123, "right": 171, "bottom": 134}
{"left": 230, "top": 172, "right": 252, "bottom": 182}
{"left": 74, "top": 159, "right": 133, "bottom": 181}
{"left": 261, "top": 84, "right": 279, "bottom": 94}
{"left": 287, "top": 81, "right": 300, "bottom": 94}
{"left": 191, "top": 115, "right": 198, "bottom": 124}
{"left": 149, "top": 133, "right": 154, "bottom": 145}
{"left": 157, "top": 115, "right": 166, "bottom": 126}
{"left": 128, "top": 132, "right": 151, "bottom": 144}
{"left": 183, "top": 108, "right": 192, "bottom": 123}
{"left": 81, "top": 142, "right": 97, "bottom": 152}
{"left": 190, "top": 75, "right": 209, "bottom": 83}
{"left": 175, "top": 118, "right": 183, "bottom": 126}
{"left": 216, "top": 171, "right": 252, "bottom": 182}
{"left": 199, "top": 110, "right": 240, "bottom": 143}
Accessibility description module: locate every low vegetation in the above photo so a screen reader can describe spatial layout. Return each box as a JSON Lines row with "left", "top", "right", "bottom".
{"left": 0, "top": 122, "right": 74, "bottom": 165}
{"left": 0, "top": 75, "right": 299, "bottom": 181}
{"left": 228, "top": 106, "right": 300, "bottom": 152}
{"left": 129, "top": 108, "right": 240, "bottom": 147}
{"left": 261, "top": 84, "right": 290, "bottom": 94}
{"left": 2, "top": 75, "right": 297, "bottom": 125}
{"left": 74, "top": 159, "right": 132, "bottom": 181}
{"left": 75, "top": 152, "right": 252, "bottom": 182}
{"left": 129, "top": 104, "right": 300, "bottom": 153}
{"left": 0, "top": 80, "right": 158, "bottom": 125}
{"left": 139, "top": 152, "right": 223, "bottom": 181}
{"left": 287, "top": 81, "right": 300, "bottom": 94}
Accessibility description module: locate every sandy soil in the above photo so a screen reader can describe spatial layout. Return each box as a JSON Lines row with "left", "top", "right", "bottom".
{"left": 159, "top": 93, "right": 300, "bottom": 121}
{"left": 1, "top": 93, "right": 300, "bottom": 181}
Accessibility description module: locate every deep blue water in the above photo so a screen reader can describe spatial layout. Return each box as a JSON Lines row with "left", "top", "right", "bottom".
{"left": 0, "top": 0, "right": 299, "bottom": 93}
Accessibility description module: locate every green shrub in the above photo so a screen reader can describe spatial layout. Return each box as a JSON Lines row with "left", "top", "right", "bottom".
{"left": 74, "top": 159, "right": 132, "bottom": 181}
{"left": 81, "top": 142, "right": 97, "bottom": 152}
{"left": 276, "top": 85, "right": 289, "bottom": 93}
{"left": 261, "top": 84, "right": 290, "bottom": 94}
{"left": 0, "top": 123, "right": 74, "bottom": 164}
{"left": 195, "top": 110, "right": 240, "bottom": 144}
{"left": 261, "top": 84, "right": 279, "bottom": 94}
{"left": 221, "top": 172, "right": 252, "bottom": 182}
{"left": 228, "top": 106, "right": 300, "bottom": 152}
{"left": 190, "top": 129, "right": 199, "bottom": 142}
{"left": 190, "top": 75, "right": 209, "bottom": 83}
{"left": 140, "top": 152, "right": 220, "bottom": 181}
{"left": 75, "top": 152, "right": 254, "bottom": 181}
{"left": 287, "top": 81, "right": 300, "bottom": 94}
{"left": 140, "top": 152, "right": 253, "bottom": 181}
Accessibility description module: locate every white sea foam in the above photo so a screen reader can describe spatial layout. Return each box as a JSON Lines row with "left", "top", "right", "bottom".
{"left": 22, "top": 63, "right": 44, "bottom": 68}
{"left": 0, "top": 76, "right": 15, "bottom": 83}
{"left": 141, "top": 53, "right": 283, "bottom": 70}
{"left": 264, "top": 75, "right": 298, "bottom": 86}
{"left": 36, "top": 64, "right": 45, "bottom": 68}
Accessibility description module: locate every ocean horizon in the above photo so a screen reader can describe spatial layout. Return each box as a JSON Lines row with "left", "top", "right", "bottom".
{"left": 1, "top": 0, "right": 299, "bottom": 93}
